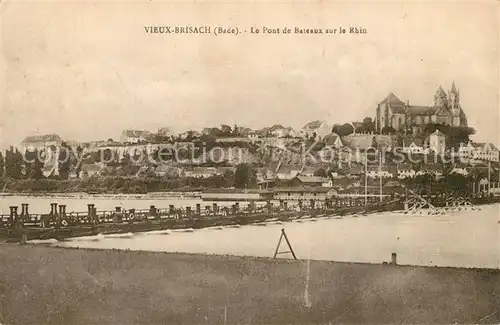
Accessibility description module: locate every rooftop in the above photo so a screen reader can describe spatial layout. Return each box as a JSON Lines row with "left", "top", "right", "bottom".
{"left": 380, "top": 92, "right": 405, "bottom": 106}
{"left": 22, "top": 134, "right": 62, "bottom": 144}
{"left": 273, "top": 187, "right": 333, "bottom": 193}
{"left": 294, "top": 176, "right": 329, "bottom": 183}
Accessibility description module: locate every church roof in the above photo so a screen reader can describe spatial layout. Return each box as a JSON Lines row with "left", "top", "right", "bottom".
{"left": 380, "top": 92, "right": 405, "bottom": 106}
{"left": 450, "top": 82, "right": 458, "bottom": 94}
{"left": 435, "top": 86, "right": 447, "bottom": 98}
{"left": 408, "top": 106, "right": 440, "bottom": 115}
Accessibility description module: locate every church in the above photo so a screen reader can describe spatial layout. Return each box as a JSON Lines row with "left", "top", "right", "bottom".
{"left": 375, "top": 82, "right": 468, "bottom": 134}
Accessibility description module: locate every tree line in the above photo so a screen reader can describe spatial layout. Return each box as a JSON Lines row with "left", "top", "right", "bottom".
{"left": 0, "top": 142, "right": 80, "bottom": 181}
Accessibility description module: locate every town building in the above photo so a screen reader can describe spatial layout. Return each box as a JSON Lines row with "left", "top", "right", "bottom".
{"left": 402, "top": 139, "right": 425, "bottom": 155}
{"left": 396, "top": 164, "right": 416, "bottom": 179}
{"left": 450, "top": 165, "right": 469, "bottom": 176}
{"left": 300, "top": 120, "right": 333, "bottom": 140}
{"left": 417, "top": 164, "right": 443, "bottom": 177}
{"left": 247, "top": 131, "right": 260, "bottom": 142}
{"left": 81, "top": 163, "right": 102, "bottom": 178}
{"left": 157, "top": 127, "right": 173, "bottom": 138}
{"left": 120, "top": 130, "right": 152, "bottom": 144}
{"left": 458, "top": 142, "right": 475, "bottom": 162}
{"left": 21, "top": 134, "right": 63, "bottom": 152}
{"left": 290, "top": 176, "right": 332, "bottom": 187}
{"left": 375, "top": 82, "right": 468, "bottom": 134}
{"left": 184, "top": 167, "right": 219, "bottom": 178}
{"left": 274, "top": 163, "right": 302, "bottom": 180}
{"left": 428, "top": 129, "right": 446, "bottom": 155}
{"left": 154, "top": 165, "right": 183, "bottom": 178}
{"left": 201, "top": 189, "right": 273, "bottom": 202}
{"left": 366, "top": 165, "right": 394, "bottom": 179}
{"left": 273, "top": 187, "right": 337, "bottom": 202}
{"left": 470, "top": 143, "right": 499, "bottom": 162}
{"left": 323, "top": 133, "right": 344, "bottom": 149}
{"left": 183, "top": 166, "right": 235, "bottom": 178}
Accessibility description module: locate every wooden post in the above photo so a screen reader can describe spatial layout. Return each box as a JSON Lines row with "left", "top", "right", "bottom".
{"left": 273, "top": 228, "right": 297, "bottom": 260}
{"left": 391, "top": 253, "right": 397, "bottom": 265}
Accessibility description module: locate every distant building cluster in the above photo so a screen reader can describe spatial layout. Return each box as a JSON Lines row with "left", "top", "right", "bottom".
{"left": 13, "top": 81, "right": 499, "bottom": 194}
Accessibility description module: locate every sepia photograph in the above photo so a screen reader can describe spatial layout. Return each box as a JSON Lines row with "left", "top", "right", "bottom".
{"left": 0, "top": 1, "right": 499, "bottom": 324}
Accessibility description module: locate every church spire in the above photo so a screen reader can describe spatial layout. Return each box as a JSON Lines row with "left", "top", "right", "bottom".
{"left": 436, "top": 85, "right": 447, "bottom": 98}
{"left": 450, "top": 81, "right": 458, "bottom": 94}
{"left": 434, "top": 85, "right": 448, "bottom": 106}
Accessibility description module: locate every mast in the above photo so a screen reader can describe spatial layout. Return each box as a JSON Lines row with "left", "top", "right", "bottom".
{"left": 379, "top": 150, "right": 383, "bottom": 202}
{"left": 488, "top": 160, "right": 491, "bottom": 196}
{"left": 364, "top": 151, "right": 368, "bottom": 207}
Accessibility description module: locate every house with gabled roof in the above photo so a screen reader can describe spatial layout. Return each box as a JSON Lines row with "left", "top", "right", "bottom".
{"left": 470, "top": 142, "right": 499, "bottom": 162}
{"left": 300, "top": 120, "right": 333, "bottom": 140}
{"left": 275, "top": 164, "right": 302, "bottom": 180}
{"left": 323, "top": 133, "right": 343, "bottom": 149}
{"left": 402, "top": 138, "right": 425, "bottom": 154}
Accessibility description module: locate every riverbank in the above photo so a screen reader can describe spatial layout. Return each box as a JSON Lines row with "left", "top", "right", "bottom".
{"left": 0, "top": 244, "right": 498, "bottom": 325}
{"left": 0, "top": 191, "right": 201, "bottom": 199}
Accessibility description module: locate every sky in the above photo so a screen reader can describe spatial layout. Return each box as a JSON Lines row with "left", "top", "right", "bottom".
{"left": 1, "top": 1, "right": 499, "bottom": 148}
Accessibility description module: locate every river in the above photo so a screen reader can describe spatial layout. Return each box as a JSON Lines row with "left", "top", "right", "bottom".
{"left": 3, "top": 195, "right": 499, "bottom": 269}
{"left": 0, "top": 194, "right": 244, "bottom": 215}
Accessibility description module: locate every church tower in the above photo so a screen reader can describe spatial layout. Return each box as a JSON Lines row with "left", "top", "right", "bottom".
{"left": 449, "top": 82, "right": 461, "bottom": 126}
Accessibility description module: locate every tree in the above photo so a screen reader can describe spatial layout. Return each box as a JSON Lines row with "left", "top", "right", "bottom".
{"left": 220, "top": 124, "right": 232, "bottom": 136}
{"left": 414, "top": 173, "right": 435, "bottom": 195}
{"left": 313, "top": 168, "right": 327, "bottom": 177}
{"left": 381, "top": 126, "right": 396, "bottom": 135}
{"left": 25, "top": 149, "right": 44, "bottom": 179}
{"left": 332, "top": 123, "right": 355, "bottom": 137}
{"left": 234, "top": 163, "right": 256, "bottom": 188}
{"left": 442, "top": 173, "right": 470, "bottom": 197}
{"left": 232, "top": 124, "right": 239, "bottom": 136}
{"left": 58, "top": 142, "right": 72, "bottom": 179}
{"left": 75, "top": 146, "right": 84, "bottom": 178}
{"left": 5, "top": 147, "right": 23, "bottom": 179}
{"left": 422, "top": 123, "right": 476, "bottom": 150}
{"left": 361, "top": 117, "right": 375, "bottom": 133}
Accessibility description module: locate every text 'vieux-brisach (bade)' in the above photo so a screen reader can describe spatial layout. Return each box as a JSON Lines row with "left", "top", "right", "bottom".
{"left": 143, "top": 26, "right": 367, "bottom": 36}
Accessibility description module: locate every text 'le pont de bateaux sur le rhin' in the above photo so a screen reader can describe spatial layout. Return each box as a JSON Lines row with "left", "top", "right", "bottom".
{"left": 143, "top": 26, "right": 368, "bottom": 36}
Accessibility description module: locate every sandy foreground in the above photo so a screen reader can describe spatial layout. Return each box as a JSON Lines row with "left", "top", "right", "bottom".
{"left": 0, "top": 244, "right": 498, "bottom": 325}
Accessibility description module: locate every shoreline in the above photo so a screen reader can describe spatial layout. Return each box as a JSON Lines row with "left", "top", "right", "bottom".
{"left": 26, "top": 243, "right": 500, "bottom": 272}
{"left": 0, "top": 191, "right": 202, "bottom": 199}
